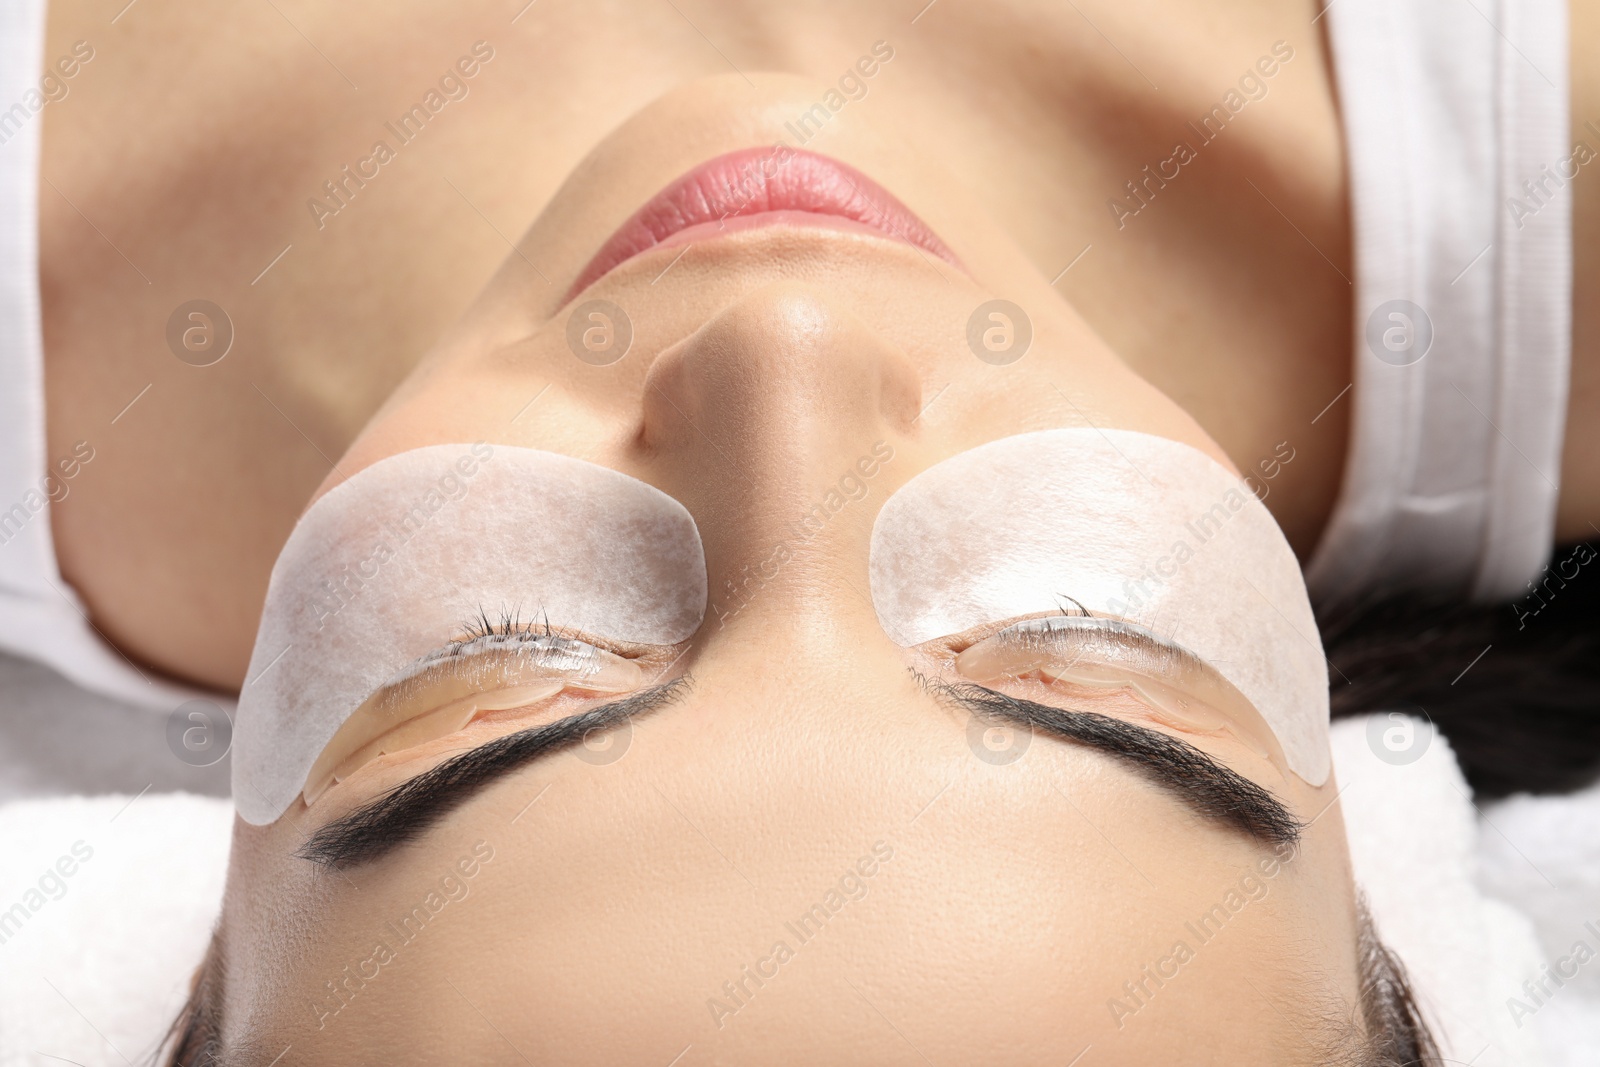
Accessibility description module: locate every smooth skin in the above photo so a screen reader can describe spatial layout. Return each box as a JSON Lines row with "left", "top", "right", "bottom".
{"left": 32, "top": 1, "right": 1600, "bottom": 1063}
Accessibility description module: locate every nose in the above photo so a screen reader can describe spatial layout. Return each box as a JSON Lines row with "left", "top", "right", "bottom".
{"left": 641, "top": 282, "right": 921, "bottom": 641}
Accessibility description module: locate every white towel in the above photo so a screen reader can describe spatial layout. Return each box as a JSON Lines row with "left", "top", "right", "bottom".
{"left": 1331, "top": 716, "right": 1549, "bottom": 1065}
{"left": 0, "top": 794, "right": 230, "bottom": 1067}
{"left": 1476, "top": 783, "right": 1600, "bottom": 1064}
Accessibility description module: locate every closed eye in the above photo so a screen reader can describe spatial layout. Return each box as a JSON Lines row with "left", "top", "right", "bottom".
{"left": 946, "top": 613, "right": 1285, "bottom": 769}
{"left": 303, "top": 622, "right": 648, "bottom": 806}
{"left": 927, "top": 677, "right": 1303, "bottom": 849}
{"left": 299, "top": 671, "right": 1302, "bottom": 873}
{"left": 299, "top": 679, "right": 691, "bottom": 869}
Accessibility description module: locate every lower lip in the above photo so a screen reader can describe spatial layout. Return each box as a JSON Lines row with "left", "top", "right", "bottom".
{"left": 566, "top": 147, "right": 962, "bottom": 300}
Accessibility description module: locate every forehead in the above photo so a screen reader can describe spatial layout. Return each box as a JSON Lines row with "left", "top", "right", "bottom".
{"left": 228, "top": 687, "right": 1342, "bottom": 1062}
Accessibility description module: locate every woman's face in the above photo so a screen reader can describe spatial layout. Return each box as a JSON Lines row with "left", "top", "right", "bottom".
{"left": 218, "top": 73, "right": 1359, "bottom": 1064}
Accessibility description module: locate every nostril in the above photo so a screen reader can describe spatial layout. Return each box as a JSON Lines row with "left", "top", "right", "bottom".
{"left": 641, "top": 282, "right": 921, "bottom": 455}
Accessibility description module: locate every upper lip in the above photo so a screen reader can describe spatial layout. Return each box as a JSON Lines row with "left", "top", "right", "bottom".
{"left": 565, "top": 147, "right": 962, "bottom": 300}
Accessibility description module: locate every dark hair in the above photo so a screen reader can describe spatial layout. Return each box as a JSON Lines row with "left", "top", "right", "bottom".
{"left": 1347, "top": 897, "right": 1444, "bottom": 1066}
{"left": 1322, "top": 539, "right": 1600, "bottom": 798}
{"left": 162, "top": 922, "right": 225, "bottom": 1067}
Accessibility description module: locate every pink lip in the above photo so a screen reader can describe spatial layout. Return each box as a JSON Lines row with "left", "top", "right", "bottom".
{"left": 565, "top": 147, "right": 962, "bottom": 301}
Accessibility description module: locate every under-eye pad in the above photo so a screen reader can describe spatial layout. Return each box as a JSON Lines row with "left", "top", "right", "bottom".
{"left": 868, "top": 428, "right": 1331, "bottom": 784}
{"left": 232, "top": 444, "right": 706, "bottom": 825}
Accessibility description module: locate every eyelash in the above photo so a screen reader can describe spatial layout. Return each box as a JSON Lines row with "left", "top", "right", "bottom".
{"left": 459, "top": 605, "right": 560, "bottom": 643}
{"left": 374, "top": 606, "right": 606, "bottom": 688}
{"left": 942, "top": 598, "right": 1069, "bottom": 652}
{"left": 1005, "top": 616, "right": 1205, "bottom": 675}
{"left": 1054, "top": 594, "right": 1092, "bottom": 618}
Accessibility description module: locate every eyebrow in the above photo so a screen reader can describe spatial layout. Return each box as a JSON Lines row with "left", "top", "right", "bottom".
{"left": 300, "top": 673, "right": 1300, "bottom": 871}
{"left": 298, "top": 680, "right": 689, "bottom": 869}
{"left": 936, "top": 680, "right": 1302, "bottom": 848}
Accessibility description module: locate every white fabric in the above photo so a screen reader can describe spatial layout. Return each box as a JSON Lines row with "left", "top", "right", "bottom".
{"left": 0, "top": 651, "right": 232, "bottom": 803}
{"left": 1313, "top": 0, "right": 1572, "bottom": 605}
{"left": 4, "top": 720, "right": 1597, "bottom": 1064}
{"left": 0, "top": 1, "right": 207, "bottom": 713}
{"left": 0, "top": 794, "right": 230, "bottom": 1067}
{"left": 1478, "top": 786, "right": 1600, "bottom": 1064}
{"left": 1331, "top": 717, "right": 1550, "bottom": 1066}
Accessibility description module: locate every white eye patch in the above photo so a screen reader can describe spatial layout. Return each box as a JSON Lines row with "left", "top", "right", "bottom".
{"left": 868, "top": 428, "right": 1330, "bottom": 784}
{"left": 232, "top": 444, "right": 706, "bottom": 825}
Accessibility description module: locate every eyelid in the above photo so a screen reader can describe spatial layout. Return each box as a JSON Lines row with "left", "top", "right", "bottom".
{"left": 953, "top": 615, "right": 1285, "bottom": 767}
{"left": 302, "top": 631, "right": 643, "bottom": 806}
{"left": 399, "top": 629, "right": 639, "bottom": 689}
{"left": 956, "top": 615, "right": 1202, "bottom": 679}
